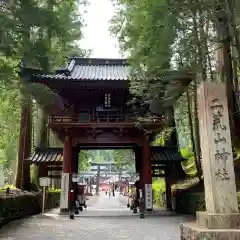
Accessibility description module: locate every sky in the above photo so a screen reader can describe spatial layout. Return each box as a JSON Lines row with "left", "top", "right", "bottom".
{"left": 80, "top": 0, "right": 122, "bottom": 58}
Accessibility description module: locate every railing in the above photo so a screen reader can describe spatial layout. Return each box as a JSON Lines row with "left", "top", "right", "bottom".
{"left": 48, "top": 114, "right": 136, "bottom": 124}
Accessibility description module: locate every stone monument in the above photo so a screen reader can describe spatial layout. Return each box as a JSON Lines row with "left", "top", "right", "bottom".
{"left": 180, "top": 82, "right": 240, "bottom": 239}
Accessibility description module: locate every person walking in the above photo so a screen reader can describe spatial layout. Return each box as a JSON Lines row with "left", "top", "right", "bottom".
{"left": 112, "top": 186, "right": 115, "bottom": 197}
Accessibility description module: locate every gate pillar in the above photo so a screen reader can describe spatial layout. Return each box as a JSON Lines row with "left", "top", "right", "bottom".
{"left": 139, "top": 148, "right": 144, "bottom": 189}
{"left": 60, "top": 135, "right": 72, "bottom": 212}
{"left": 71, "top": 147, "right": 78, "bottom": 174}
{"left": 142, "top": 139, "right": 153, "bottom": 211}
{"left": 134, "top": 147, "right": 141, "bottom": 175}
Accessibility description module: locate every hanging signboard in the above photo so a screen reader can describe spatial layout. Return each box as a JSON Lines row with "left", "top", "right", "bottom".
{"left": 60, "top": 173, "right": 69, "bottom": 209}
{"left": 145, "top": 184, "right": 153, "bottom": 210}
{"left": 39, "top": 177, "right": 50, "bottom": 214}
{"left": 39, "top": 177, "right": 50, "bottom": 187}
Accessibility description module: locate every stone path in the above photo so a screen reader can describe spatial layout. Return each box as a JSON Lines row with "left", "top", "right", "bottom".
{"left": 87, "top": 191, "right": 127, "bottom": 210}
{"left": 0, "top": 191, "right": 193, "bottom": 240}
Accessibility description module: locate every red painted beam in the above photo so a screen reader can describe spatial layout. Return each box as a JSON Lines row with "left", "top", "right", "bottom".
{"left": 48, "top": 122, "right": 136, "bottom": 129}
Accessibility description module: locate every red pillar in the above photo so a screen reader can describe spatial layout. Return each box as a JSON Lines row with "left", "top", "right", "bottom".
{"left": 134, "top": 147, "right": 144, "bottom": 189}
{"left": 142, "top": 142, "right": 152, "bottom": 184}
{"left": 63, "top": 136, "right": 72, "bottom": 173}
{"left": 139, "top": 155, "right": 144, "bottom": 189}
{"left": 142, "top": 138, "right": 153, "bottom": 211}
{"left": 60, "top": 135, "right": 72, "bottom": 212}
{"left": 71, "top": 148, "right": 78, "bottom": 174}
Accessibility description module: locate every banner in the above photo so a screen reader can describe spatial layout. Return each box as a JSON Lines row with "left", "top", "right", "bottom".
{"left": 145, "top": 184, "right": 153, "bottom": 210}
{"left": 60, "top": 173, "right": 70, "bottom": 209}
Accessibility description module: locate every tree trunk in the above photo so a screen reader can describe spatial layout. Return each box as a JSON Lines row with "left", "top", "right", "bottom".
{"left": 214, "top": 0, "right": 236, "bottom": 145}
{"left": 178, "top": 45, "right": 202, "bottom": 178}
{"left": 225, "top": 0, "right": 240, "bottom": 67}
{"left": 192, "top": 79, "right": 202, "bottom": 177}
{"left": 165, "top": 107, "right": 179, "bottom": 147}
{"left": 191, "top": 5, "right": 207, "bottom": 81}
{"left": 36, "top": 107, "right": 48, "bottom": 148}
{"left": 16, "top": 88, "right": 32, "bottom": 189}
{"left": 186, "top": 89, "right": 201, "bottom": 180}
{"left": 197, "top": 1, "right": 208, "bottom": 81}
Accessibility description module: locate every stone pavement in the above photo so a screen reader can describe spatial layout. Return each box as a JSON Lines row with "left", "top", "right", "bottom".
{"left": 0, "top": 191, "right": 193, "bottom": 240}
{"left": 87, "top": 191, "right": 127, "bottom": 210}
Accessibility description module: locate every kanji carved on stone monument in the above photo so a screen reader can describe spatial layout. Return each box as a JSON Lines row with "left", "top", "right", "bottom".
{"left": 214, "top": 149, "right": 230, "bottom": 164}
{"left": 214, "top": 133, "right": 226, "bottom": 144}
{"left": 211, "top": 98, "right": 227, "bottom": 131}
{"left": 211, "top": 98, "right": 231, "bottom": 182}
{"left": 215, "top": 167, "right": 230, "bottom": 181}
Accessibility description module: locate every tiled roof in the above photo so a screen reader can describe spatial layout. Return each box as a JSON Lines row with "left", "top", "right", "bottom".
{"left": 27, "top": 146, "right": 184, "bottom": 164}
{"left": 27, "top": 148, "right": 63, "bottom": 163}
{"left": 33, "top": 57, "right": 131, "bottom": 81}
{"left": 151, "top": 146, "right": 185, "bottom": 163}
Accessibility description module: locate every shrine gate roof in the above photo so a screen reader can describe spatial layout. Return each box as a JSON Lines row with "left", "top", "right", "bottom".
{"left": 26, "top": 146, "right": 185, "bottom": 164}
{"left": 32, "top": 57, "right": 131, "bottom": 81}
{"left": 26, "top": 147, "right": 63, "bottom": 164}
{"left": 151, "top": 146, "right": 185, "bottom": 163}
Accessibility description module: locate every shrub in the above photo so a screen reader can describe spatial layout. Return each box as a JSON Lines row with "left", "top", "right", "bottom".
{"left": 0, "top": 193, "right": 41, "bottom": 227}
{"left": 0, "top": 190, "right": 61, "bottom": 227}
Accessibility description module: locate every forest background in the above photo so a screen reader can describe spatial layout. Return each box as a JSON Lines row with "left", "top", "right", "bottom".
{"left": 1, "top": 0, "right": 240, "bottom": 195}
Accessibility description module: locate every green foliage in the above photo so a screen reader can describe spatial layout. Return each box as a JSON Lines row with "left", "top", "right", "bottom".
{"left": 110, "top": 0, "right": 240, "bottom": 180}
{"left": 0, "top": 0, "right": 89, "bottom": 181}
{"left": 112, "top": 149, "right": 135, "bottom": 173}
{"left": 0, "top": 83, "right": 20, "bottom": 176}
{"left": 110, "top": 0, "right": 186, "bottom": 101}
{"left": 152, "top": 127, "right": 173, "bottom": 146}
{"left": 110, "top": 0, "right": 177, "bottom": 69}
{"left": 78, "top": 149, "right": 136, "bottom": 175}
{"left": 0, "top": 184, "right": 17, "bottom": 191}
{"left": 152, "top": 178, "right": 165, "bottom": 207}
{"left": 48, "top": 188, "right": 61, "bottom": 192}
{"left": 1, "top": 0, "right": 89, "bottom": 69}
{"left": 78, "top": 150, "right": 112, "bottom": 172}
{"left": 78, "top": 151, "right": 91, "bottom": 172}
{"left": 91, "top": 150, "right": 108, "bottom": 163}
{"left": 89, "top": 150, "right": 117, "bottom": 163}
{"left": 181, "top": 147, "right": 197, "bottom": 176}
